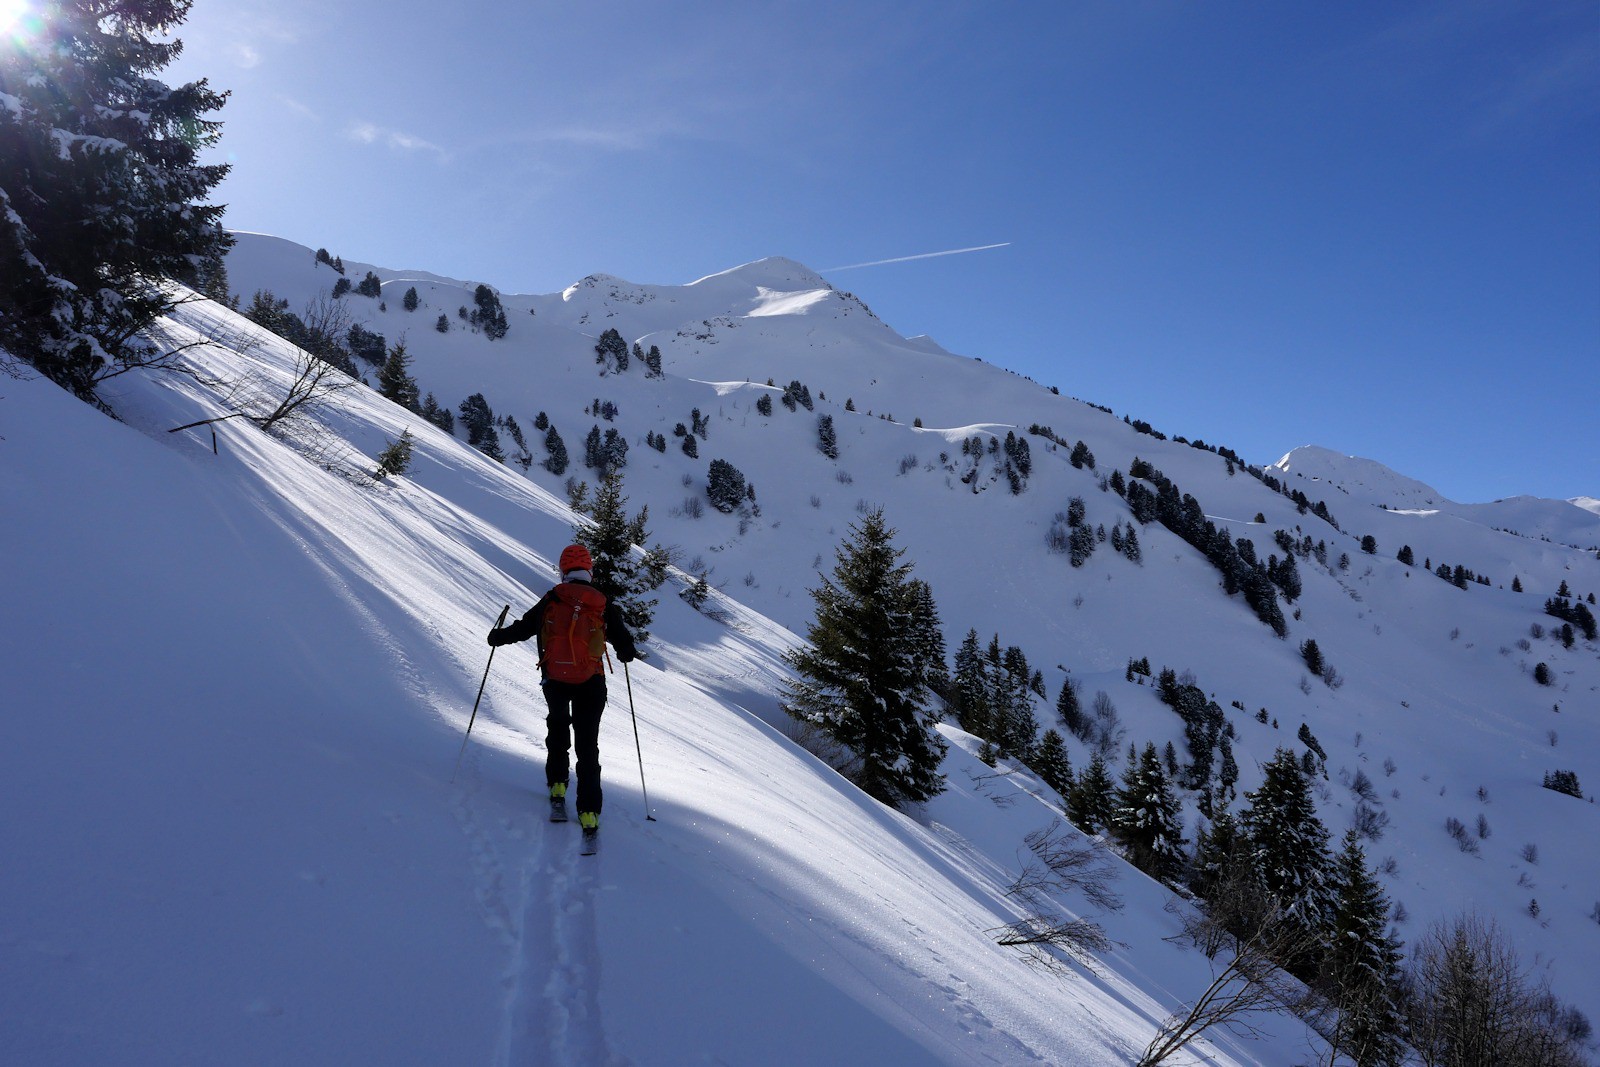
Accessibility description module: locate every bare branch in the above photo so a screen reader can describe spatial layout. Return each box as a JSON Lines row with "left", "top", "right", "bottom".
{"left": 1139, "top": 906, "right": 1315, "bottom": 1066}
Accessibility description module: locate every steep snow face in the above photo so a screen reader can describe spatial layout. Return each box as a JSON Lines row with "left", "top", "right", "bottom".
{"left": 1574, "top": 496, "right": 1600, "bottom": 517}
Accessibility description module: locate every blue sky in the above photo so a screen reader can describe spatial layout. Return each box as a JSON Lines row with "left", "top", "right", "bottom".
{"left": 165, "top": 1, "right": 1597, "bottom": 503}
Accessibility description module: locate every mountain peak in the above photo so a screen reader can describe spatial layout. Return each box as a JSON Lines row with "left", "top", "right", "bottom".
{"left": 688, "top": 256, "right": 830, "bottom": 294}
{"left": 1271, "top": 445, "right": 1448, "bottom": 509}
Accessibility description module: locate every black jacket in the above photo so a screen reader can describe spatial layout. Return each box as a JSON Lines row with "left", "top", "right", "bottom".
{"left": 491, "top": 579, "right": 638, "bottom": 667}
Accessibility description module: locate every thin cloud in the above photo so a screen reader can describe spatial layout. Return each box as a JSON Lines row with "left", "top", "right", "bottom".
{"left": 277, "top": 95, "right": 319, "bottom": 122}
{"left": 824, "top": 243, "right": 1011, "bottom": 273}
{"left": 347, "top": 121, "right": 448, "bottom": 160}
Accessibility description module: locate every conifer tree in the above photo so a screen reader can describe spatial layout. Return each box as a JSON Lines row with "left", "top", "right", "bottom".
{"left": 1300, "top": 638, "right": 1325, "bottom": 677}
{"left": 376, "top": 341, "right": 420, "bottom": 412}
{"left": 402, "top": 286, "right": 420, "bottom": 311}
{"left": 1189, "top": 808, "right": 1244, "bottom": 903}
{"left": 572, "top": 475, "right": 665, "bottom": 642}
{"left": 543, "top": 424, "right": 568, "bottom": 476}
{"left": 995, "top": 643, "right": 1040, "bottom": 761}
{"left": 1121, "top": 525, "right": 1142, "bottom": 563}
{"left": 951, "top": 629, "right": 991, "bottom": 739}
{"left": 1240, "top": 748, "right": 1334, "bottom": 961}
{"left": 1111, "top": 742, "right": 1187, "bottom": 883}
{"left": 469, "top": 284, "right": 508, "bottom": 339}
{"left": 706, "top": 459, "right": 747, "bottom": 513}
{"left": 783, "top": 510, "right": 947, "bottom": 807}
{"left": 0, "top": 0, "right": 231, "bottom": 400}
{"left": 1320, "top": 831, "right": 1406, "bottom": 1067}
{"left": 372, "top": 428, "right": 415, "bottom": 481}
{"left": 907, "top": 579, "right": 948, "bottom": 698}
{"left": 1032, "top": 729, "right": 1073, "bottom": 798}
{"left": 1057, "top": 677, "right": 1089, "bottom": 742}
{"left": 1066, "top": 752, "right": 1116, "bottom": 834}
{"left": 817, "top": 413, "right": 839, "bottom": 460}
{"left": 420, "top": 393, "right": 453, "bottom": 434}
{"left": 458, "top": 393, "right": 498, "bottom": 454}
{"left": 593, "top": 327, "right": 628, "bottom": 371}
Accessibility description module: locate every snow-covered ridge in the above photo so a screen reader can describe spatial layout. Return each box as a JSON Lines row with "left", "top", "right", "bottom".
{"left": 1274, "top": 445, "right": 1600, "bottom": 549}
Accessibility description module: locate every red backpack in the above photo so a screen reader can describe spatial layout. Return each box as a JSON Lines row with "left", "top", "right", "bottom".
{"left": 539, "top": 583, "right": 610, "bottom": 683}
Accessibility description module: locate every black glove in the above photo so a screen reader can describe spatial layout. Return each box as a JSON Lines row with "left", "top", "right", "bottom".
{"left": 487, "top": 627, "right": 511, "bottom": 647}
{"left": 617, "top": 648, "right": 635, "bottom": 664}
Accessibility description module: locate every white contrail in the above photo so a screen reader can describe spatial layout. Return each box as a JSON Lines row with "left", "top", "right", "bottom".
{"left": 823, "top": 242, "right": 1011, "bottom": 273}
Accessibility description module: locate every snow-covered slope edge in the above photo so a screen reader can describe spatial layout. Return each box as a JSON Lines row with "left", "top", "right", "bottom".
{"left": 0, "top": 302, "right": 1312, "bottom": 1064}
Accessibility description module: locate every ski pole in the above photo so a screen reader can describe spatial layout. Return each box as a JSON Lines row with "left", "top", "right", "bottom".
{"left": 452, "top": 604, "right": 510, "bottom": 783}
{"left": 624, "top": 661, "right": 656, "bottom": 821}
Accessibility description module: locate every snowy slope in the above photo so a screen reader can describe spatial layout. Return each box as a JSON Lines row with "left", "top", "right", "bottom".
{"left": 5, "top": 232, "right": 1597, "bottom": 1063}
{"left": 1, "top": 307, "right": 1311, "bottom": 1065}
{"left": 217, "top": 235, "right": 1599, "bottom": 1029}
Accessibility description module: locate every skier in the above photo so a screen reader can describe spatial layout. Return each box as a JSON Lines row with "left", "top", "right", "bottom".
{"left": 488, "top": 544, "right": 637, "bottom": 842}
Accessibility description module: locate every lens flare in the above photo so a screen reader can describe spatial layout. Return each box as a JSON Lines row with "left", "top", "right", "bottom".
{"left": 0, "top": 0, "right": 29, "bottom": 34}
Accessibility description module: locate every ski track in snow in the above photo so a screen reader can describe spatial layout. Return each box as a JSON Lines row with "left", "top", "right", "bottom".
{"left": 492, "top": 788, "right": 619, "bottom": 1067}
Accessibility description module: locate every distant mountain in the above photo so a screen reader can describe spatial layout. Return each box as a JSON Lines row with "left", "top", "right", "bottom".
{"left": 1273, "top": 445, "right": 1600, "bottom": 550}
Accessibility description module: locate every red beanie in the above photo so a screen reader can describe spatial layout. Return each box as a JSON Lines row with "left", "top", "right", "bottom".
{"left": 559, "top": 544, "right": 593, "bottom": 574}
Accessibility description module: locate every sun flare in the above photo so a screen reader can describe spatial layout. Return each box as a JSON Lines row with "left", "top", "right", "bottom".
{"left": 0, "top": 0, "right": 30, "bottom": 35}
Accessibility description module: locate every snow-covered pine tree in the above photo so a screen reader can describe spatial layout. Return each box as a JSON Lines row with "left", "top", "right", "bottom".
{"left": 1111, "top": 742, "right": 1187, "bottom": 883}
{"left": 376, "top": 342, "right": 420, "bottom": 412}
{"left": 1031, "top": 729, "right": 1073, "bottom": 798}
{"left": 817, "top": 413, "right": 839, "bottom": 459}
{"left": 1240, "top": 748, "right": 1335, "bottom": 967}
{"left": 951, "top": 629, "right": 991, "bottom": 739}
{"left": 469, "top": 284, "right": 508, "bottom": 339}
{"left": 370, "top": 428, "right": 415, "bottom": 481}
{"left": 996, "top": 643, "right": 1040, "bottom": 761}
{"left": 420, "top": 393, "right": 453, "bottom": 434}
{"left": 458, "top": 393, "right": 502, "bottom": 461}
{"left": 907, "top": 579, "right": 948, "bottom": 698}
{"left": 1057, "top": 676, "right": 1088, "bottom": 742}
{"left": 706, "top": 459, "right": 747, "bottom": 513}
{"left": 0, "top": 0, "right": 231, "bottom": 401}
{"left": 543, "top": 424, "right": 569, "bottom": 476}
{"left": 593, "top": 327, "right": 628, "bottom": 372}
{"left": 1318, "top": 831, "right": 1405, "bottom": 1067}
{"left": 572, "top": 475, "right": 665, "bottom": 642}
{"left": 1066, "top": 752, "right": 1116, "bottom": 834}
{"left": 783, "top": 510, "right": 947, "bottom": 808}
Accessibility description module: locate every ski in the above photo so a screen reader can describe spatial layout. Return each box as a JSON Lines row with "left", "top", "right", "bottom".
{"left": 580, "top": 827, "right": 599, "bottom": 856}
{"left": 549, "top": 796, "right": 568, "bottom": 823}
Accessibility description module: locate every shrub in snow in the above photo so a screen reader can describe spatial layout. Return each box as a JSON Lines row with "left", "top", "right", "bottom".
{"left": 1542, "top": 770, "right": 1582, "bottom": 798}
{"left": 705, "top": 460, "right": 747, "bottom": 513}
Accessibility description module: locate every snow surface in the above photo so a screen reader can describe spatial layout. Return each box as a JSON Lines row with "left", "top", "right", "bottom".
{"left": 3, "top": 233, "right": 1598, "bottom": 1065}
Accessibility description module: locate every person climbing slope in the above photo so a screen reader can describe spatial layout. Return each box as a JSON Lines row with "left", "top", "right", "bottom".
{"left": 488, "top": 544, "right": 637, "bottom": 844}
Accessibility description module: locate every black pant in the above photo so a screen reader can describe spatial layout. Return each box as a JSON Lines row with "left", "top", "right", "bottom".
{"left": 543, "top": 675, "right": 606, "bottom": 814}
